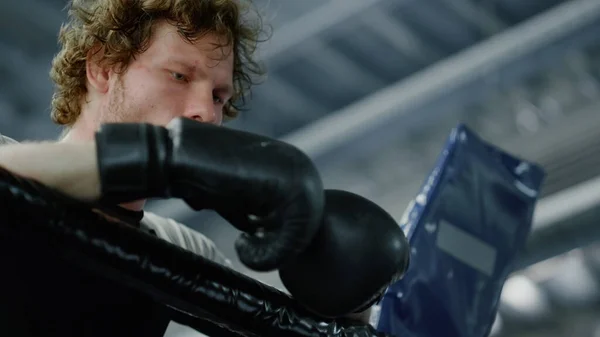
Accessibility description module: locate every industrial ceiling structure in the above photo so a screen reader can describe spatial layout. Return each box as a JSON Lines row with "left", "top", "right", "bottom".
{"left": 1, "top": 0, "right": 600, "bottom": 336}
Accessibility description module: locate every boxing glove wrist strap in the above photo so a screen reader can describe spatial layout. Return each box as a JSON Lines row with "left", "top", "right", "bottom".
{"left": 95, "top": 123, "right": 171, "bottom": 204}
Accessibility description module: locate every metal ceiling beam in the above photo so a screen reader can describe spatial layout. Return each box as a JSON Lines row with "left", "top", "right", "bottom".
{"left": 254, "top": 75, "right": 325, "bottom": 125}
{"left": 302, "top": 40, "right": 385, "bottom": 90}
{"left": 533, "top": 175, "right": 600, "bottom": 231}
{"left": 365, "top": 7, "right": 444, "bottom": 65}
{"left": 281, "top": 0, "right": 600, "bottom": 162}
{"left": 260, "top": 0, "right": 387, "bottom": 62}
{"left": 441, "top": 0, "right": 507, "bottom": 36}
{"left": 516, "top": 175, "right": 600, "bottom": 269}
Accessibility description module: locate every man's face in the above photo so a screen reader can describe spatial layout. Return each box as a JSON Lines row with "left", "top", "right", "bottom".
{"left": 99, "top": 21, "right": 234, "bottom": 127}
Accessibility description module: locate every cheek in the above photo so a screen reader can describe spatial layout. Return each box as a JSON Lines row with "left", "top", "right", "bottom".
{"left": 123, "top": 76, "right": 185, "bottom": 125}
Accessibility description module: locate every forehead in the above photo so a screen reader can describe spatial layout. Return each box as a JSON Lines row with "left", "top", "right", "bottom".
{"left": 144, "top": 22, "right": 234, "bottom": 72}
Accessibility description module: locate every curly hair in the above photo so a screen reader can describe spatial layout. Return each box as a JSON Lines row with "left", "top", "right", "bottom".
{"left": 50, "top": 0, "right": 267, "bottom": 126}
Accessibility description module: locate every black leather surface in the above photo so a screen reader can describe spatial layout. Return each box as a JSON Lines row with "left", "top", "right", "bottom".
{"left": 0, "top": 167, "right": 391, "bottom": 337}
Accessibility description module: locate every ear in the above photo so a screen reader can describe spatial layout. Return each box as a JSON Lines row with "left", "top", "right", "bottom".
{"left": 86, "top": 46, "right": 111, "bottom": 94}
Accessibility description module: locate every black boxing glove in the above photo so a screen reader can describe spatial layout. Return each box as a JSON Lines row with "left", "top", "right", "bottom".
{"left": 94, "top": 117, "right": 324, "bottom": 271}
{"left": 279, "top": 189, "right": 410, "bottom": 318}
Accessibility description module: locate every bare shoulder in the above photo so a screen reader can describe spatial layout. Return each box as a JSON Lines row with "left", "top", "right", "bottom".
{"left": 0, "top": 132, "right": 18, "bottom": 145}
{"left": 141, "top": 211, "right": 233, "bottom": 268}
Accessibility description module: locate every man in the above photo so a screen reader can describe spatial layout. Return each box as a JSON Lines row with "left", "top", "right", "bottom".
{"left": 0, "top": 0, "right": 388, "bottom": 335}
{"left": 0, "top": 0, "right": 254, "bottom": 274}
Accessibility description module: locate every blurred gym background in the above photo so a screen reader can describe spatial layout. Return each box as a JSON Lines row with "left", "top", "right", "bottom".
{"left": 2, "top": 0, "right": 600, "bottom": 336}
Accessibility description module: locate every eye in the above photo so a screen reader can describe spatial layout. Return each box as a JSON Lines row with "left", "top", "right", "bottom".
{"left": 171, "top": 72, "right": 187, "bottom": 82}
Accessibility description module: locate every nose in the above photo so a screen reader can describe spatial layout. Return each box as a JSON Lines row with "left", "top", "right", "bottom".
{"left": 181, "top": 87, "right": 223, "bottom": 125}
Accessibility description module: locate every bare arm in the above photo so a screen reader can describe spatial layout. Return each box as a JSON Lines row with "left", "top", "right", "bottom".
{"left": 0, "top": 141, "right": 101, "bottom": 201}
{"left": 0, "top": 139, "right": 377, "bottom": 326}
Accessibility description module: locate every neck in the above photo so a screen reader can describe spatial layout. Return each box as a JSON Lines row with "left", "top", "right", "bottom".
{"left": 59, "top": 115, "right": 96, "bottom": 143}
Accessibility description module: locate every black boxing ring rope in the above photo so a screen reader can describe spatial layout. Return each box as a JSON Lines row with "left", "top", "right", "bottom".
{"left": 0, "top": 167, "right": 388, "bottom": 337}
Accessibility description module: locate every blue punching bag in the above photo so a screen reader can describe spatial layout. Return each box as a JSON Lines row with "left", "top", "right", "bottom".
{"left": 375, "top": 124, "right": 545, "bottom": 337}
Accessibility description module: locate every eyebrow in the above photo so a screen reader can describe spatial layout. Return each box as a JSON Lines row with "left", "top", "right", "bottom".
{"left": 169, "top": 59, "right": 196, "bottom": 73}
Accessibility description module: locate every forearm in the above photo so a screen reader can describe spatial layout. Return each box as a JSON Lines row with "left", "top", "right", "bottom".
{"left": 0, "top": 141, "right": 101, "bottom": 201}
